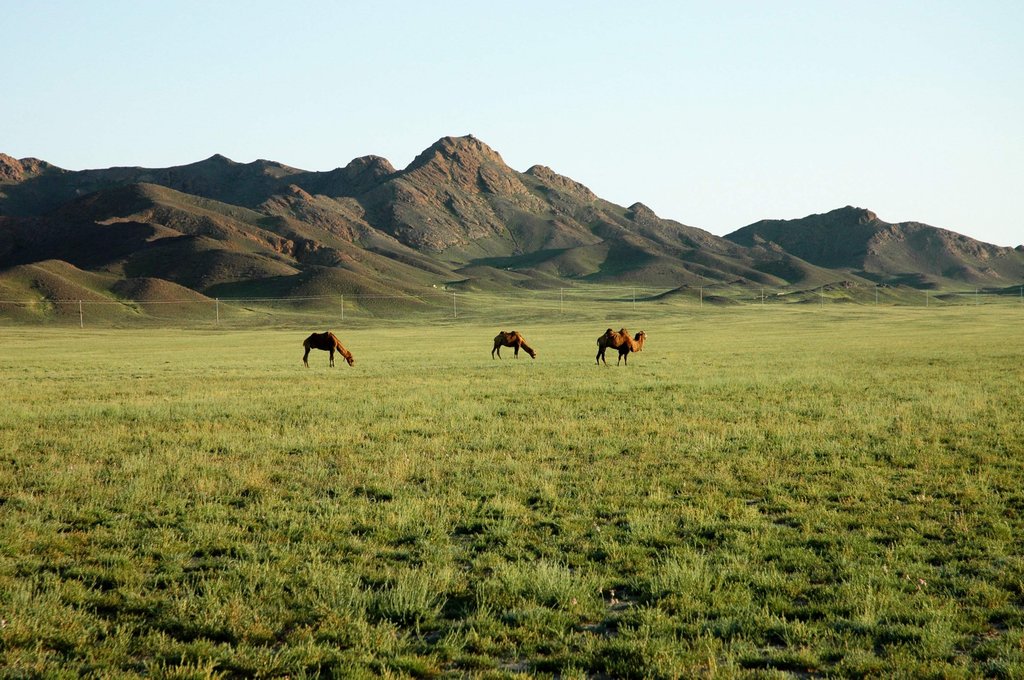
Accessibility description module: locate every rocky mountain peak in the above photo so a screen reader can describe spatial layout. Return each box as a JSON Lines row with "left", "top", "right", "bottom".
{"left": 307, "top": 155, "right": 397, "bottom": 197}
{"left": 0, "top": 154, "right": 55, "bottom": 183}
{"left": 830, "top": 205, "right": 879, "bottom": 225}
{"left": 343, "top": 155, "right": 396, "bottom": 180}
{"left": 526, "top": 165, "right": 597, "bottom": 202}
{"left": 398, "top": 135, "right": 526, "bottom": 200}
{"left": 0, "top": 153, "right": 24, "bottom": 182}
{"left": 629, "top": 202, "right": 657, "bottom": 218}
{"left": 203, "top": 153, "right": 237, "bottom": 166}
{"left": 405, "top": 135, "right": 505, "bottom": 174}
{"left": 627, "top": 202, "right": 662, "bottom": 228}
{"left": 249, "top": 158, "right": 300, "bottom": 178}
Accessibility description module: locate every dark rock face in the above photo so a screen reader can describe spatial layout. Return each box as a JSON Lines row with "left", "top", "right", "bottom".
{"left": 0, "top": 154, "right": 54, "bottom": 183}
{"left": 0, "top": 154, "right": 24, "bottom": 182}
{"left": 726, "top": 206, "right": 1024, "bottom": 286}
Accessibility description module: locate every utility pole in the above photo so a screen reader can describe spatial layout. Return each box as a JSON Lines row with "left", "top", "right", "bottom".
{"left": 215, "top": 298, "right": 220, "bottom": 324}
{"left": 453, "top": 292, "right": 457, "bottom": 318}
{"left": 78, "top": 300, "right": 83, "bottom": 329}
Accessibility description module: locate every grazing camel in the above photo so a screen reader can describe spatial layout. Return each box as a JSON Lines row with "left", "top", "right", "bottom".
{"left": 303, "top": 331, "right": 355, "bottom": 368}
{"left": 492, "top": 330, "right": 537, "bottom": 359}
{"left": 596, "top": 328, "right": 646, "bottom": 366}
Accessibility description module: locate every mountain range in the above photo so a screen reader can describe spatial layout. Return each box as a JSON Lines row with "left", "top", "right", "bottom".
{"left": 2, "top": 135, "right": 1022, "bottom": 314}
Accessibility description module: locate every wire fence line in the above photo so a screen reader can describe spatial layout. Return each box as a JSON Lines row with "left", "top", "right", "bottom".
{"left": 1, "top": 284, "right": 1020, "bottom": 306}
{"left": 1, "top": 284, "right": 1021, "bottom": 328}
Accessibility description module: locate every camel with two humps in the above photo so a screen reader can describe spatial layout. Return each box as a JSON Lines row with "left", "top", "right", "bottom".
{"left": 596, "top": 328, "right": 646, "bottom": 365}
{"left": 492, "top": 330, "right": 537, "bottom": 359}
{"left": 303, "top": 331, "right": 355, "bottom": 367}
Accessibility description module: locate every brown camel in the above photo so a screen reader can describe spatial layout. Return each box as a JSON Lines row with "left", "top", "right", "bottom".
{"left": 596, "top": 328, "right": 646, "bottom": 365}
{"left": 492, "top": 330, "right": 537, "bottom": 359}
{"left": 303, "top": 331, "right": 355, "bottom": 367}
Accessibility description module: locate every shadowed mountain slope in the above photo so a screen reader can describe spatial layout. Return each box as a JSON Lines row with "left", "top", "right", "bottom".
{"left": 727, "top": 206, "right": 1024, "bottom": 288}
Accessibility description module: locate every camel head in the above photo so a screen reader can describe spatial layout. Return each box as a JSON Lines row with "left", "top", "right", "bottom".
{"left": 634, "top": 331, "right": 646, "bottom": 350}
{"left": 344, "top": 355, "right": 356, "bottom": 367}
{"left": 525, "top": 347, "right": 537, "bottom": 359}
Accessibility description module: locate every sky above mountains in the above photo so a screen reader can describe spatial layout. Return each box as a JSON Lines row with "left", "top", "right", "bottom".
{"left": 5, "top": 1, "right": 1022, "bottom": 246}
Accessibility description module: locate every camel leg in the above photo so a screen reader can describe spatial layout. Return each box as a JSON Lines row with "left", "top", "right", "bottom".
{"left": 596, "top": 347, "right": 605, "bottom": 365}
{"left": 303, "top": 347, "right": 310, "bottom": 368}
{"left": 329, "top": 348, "right": 335, "bottom": 367}
{"left": 514, "top": 343, "right": 520, "bottom": 359}
{"left": 493, "top": 344, "right": 501, "bottom": 359}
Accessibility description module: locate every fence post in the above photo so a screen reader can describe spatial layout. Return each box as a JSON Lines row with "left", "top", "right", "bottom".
{"left": 875, "top": 286, "right": 878, "bottom": 305}
{"left": 632, "top": 287, "right": 636, "bottom": 312}
{"left": 341, "top": 294, "right": 344, "bottom": 322}
{"left": 453, "top": 292, "right": 457, "bottom": 319}
{"left": 79, "top": 300, "right": 83, "bottom": 329}
{"left": 560, "top": 288, "right": 563, "bottom": 314}
{"left": 215, "top": 298, "right": 220, "bottom": 325}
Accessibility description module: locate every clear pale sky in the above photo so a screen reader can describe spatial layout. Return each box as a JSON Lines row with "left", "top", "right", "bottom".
{"left": 5, "top": 1, "right": 1022, "bottom": 245}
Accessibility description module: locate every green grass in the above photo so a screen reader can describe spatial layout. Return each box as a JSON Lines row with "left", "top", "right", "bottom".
{"left": 1, "top": 305, "right": 1023, "bottom": 677}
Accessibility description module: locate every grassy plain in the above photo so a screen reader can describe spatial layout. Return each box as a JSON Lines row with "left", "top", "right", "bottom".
{"left": 1, "top": 304, "right": 1022, "bottom": 678}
